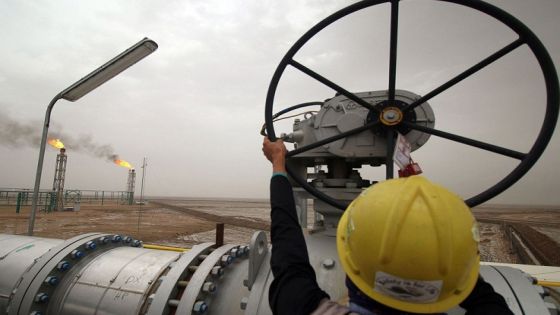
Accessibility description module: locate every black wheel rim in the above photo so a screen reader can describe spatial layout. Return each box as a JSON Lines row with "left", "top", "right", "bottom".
{"left": 265, "top": 0, "right": 559, "bottom": 209}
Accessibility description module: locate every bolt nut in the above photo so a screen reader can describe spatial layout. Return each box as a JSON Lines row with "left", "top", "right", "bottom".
{"left": 230, "top": 248, "right": 239, "bottom": 257}
{"left": 124, "top": 236, "right": 132, "bottom": 243}
{"left": 202, "top": 281, "right": 216, "bottom": 293}
{"left": 44, "top": 276, "right": 59, "bottom": 286}
{"left": 34, "top": 293, "right": 49, "bottom": 303}
{"left": 193, "top": 300, "right": 208, "bottom": 313}
{"left": 57, "top": 261, "right": 71, "bottom": 271}
{"left": 220, "top": 255, "right": 232, "bottom": 266}
{"left": 240, "top": 297, "right": 249, "bottom": 310}
{"left": 112, "top": 235, "right": 122, "bottom": 242}
{"left": 132, "top": 240, "right": 142, "bottom": 247}
{"left": 85, "top": 241, "right": 96, "bottom": 250}
{"left": 211, "top": 266, "right": 224, "bottom": 277}
{"left": 98, "top": 236, "right": 109, "bottom": 244}
{"left": 71, "top": 250, "right": 84, "bottom": 259}
{"left": 321, "top": 258, "right": 335, "bottom": 269}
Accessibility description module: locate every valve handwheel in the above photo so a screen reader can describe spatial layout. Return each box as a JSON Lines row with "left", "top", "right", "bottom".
{"left": 265, "top": 0, "right": 558, "bottom": 210}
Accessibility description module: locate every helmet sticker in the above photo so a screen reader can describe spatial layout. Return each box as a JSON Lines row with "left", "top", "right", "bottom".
{"left": 374, "top": 271, "right": 442, "bottom": 303}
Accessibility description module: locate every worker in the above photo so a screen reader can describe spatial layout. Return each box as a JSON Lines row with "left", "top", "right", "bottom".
{"left": 262, "top": 137, "right": 513, "bottom": 315}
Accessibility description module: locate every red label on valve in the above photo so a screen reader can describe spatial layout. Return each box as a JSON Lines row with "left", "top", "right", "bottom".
{"left": 398, "top": 163, "right": 423, "bottom": 178}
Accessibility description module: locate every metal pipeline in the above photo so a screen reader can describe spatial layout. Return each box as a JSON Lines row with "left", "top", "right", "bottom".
{"left": 0, "top": 233, "right": 256, "bottom": 315}
{"left": 0, "top": 232, "right": 555, "bottom": 314}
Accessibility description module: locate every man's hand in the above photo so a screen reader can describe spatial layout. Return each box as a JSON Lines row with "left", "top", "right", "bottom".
{"left": 262, "top": 137, "right": 287, "bottom": 173}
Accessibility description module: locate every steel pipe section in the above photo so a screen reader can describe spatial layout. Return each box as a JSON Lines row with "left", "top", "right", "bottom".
{"left": 0, "top": 233, "right": 254, "bottom": 315}
{"left": 1, "top": 232, "right": 555, "bottom": 314}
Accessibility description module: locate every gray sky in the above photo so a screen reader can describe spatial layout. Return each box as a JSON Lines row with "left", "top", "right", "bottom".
{"left": 1, "top": 0, "right": 559, "bottom": 205}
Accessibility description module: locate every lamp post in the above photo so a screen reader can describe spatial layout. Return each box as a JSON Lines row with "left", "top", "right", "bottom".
{"left": 27, "top": 38, "right": 158, "bottom": 235}
{"left": 140, "top": 157, "right": 147, "bottom": 203}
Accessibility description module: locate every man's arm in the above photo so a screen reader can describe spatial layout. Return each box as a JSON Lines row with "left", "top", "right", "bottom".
{"left": 263, "top": 137, "right": 329, "bottom": 315}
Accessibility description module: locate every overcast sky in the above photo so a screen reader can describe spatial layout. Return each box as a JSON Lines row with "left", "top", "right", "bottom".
{"left": 1, "top": 0, "right": 559, "bottom": 205}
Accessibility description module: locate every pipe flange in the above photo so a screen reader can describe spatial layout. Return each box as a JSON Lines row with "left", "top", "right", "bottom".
{"left": 8, "top": 233, "right": 140, "bottom": 315}
{"left": 144, "top": 243, "right": 214, "bottom": 315}
{"left": 175, "top": 244, "right": 249, "bottom": 314}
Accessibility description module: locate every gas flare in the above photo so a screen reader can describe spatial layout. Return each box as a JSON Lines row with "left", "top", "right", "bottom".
{"left": 48, "top": 138, "right": 65, "bottom": 149}
{"left": 114, "top": 159, "right": 133, "bottom": 169}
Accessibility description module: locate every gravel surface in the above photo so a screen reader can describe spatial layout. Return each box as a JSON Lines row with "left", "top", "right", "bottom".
{"left": 478, "top": 223, "right": 519, "bottom": 263}
{"left": 2, "top": 200, "right": 557, "bottom": 264}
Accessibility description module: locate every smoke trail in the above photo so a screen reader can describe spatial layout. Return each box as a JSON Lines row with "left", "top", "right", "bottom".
{"left": 0, "top": 110, "right": 122, "bottom": 162}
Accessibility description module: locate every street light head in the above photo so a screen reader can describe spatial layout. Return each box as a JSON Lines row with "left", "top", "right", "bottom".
{"left": 60, "top": 37, "right": 158, "bottom": 102}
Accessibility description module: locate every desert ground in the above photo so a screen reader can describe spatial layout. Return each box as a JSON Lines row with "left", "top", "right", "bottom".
{"left": 1, "top": 199, "right": 559, "bottom": 264}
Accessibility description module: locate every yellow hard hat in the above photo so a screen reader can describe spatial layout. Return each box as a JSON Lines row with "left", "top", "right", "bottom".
{"left": 336, "top": 176, "right": 480, "bottom": 313}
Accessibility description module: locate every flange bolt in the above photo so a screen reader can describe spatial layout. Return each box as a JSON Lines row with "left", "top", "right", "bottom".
{"left": 211, "top": 266, "right": 224, "bottom": 277}
{"left": 202, "top": 282, "right": 217, "bottom": 293}
{"left": 34, "top": 293, "right": 49, "bottom": 303}
{"left": 57, "top": 261, "right": 71, "bottom": 271}
{"left": 220, "top": 255, "right": 233, "bottom": 266}
{"left": 85, "top": 241, "right": 96, "bottom": 250}
{"left": 240, "top": 297, "right": 249, "bottom": 310}
{"left": 193, "top": 300, "right": 208, "bottom": 313}
{"left": 98, "top": 236, "right": 109, "bottom": 244}
{"left": 71, "top": 250, "right": 84, "bottom": 259}
{"left": 44, "top": 276, "right": 59, "bottom": 286}
{"left": 132, "top": 240, "right": 142, "bottom": 247}
{"left": 112, "top": 235, "right": 122, "bottom": 242}
{"left": 322, "top": 258, "right": 335, "bottom": 269}
{"left": 124, "top": 236, "right": 133, "bottom": 243}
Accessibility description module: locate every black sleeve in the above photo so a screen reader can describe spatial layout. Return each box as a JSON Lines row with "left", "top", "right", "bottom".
{"left": 268, "top": 175, "right": 330, "bottom": 315}
{"left": 459, "top": 277, "right": 513, "bottom": 315}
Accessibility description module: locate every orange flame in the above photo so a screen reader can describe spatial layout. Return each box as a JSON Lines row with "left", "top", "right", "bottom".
{"left": 48, "top": 138, "right": 65, "bottom": 149}
{"left": 114, "top": 159, "right": 133, "bottom": 169}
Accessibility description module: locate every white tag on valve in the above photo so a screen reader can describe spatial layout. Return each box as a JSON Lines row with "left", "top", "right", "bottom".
{"left": 392, "top": 132, "right": 412, "bottom": 170}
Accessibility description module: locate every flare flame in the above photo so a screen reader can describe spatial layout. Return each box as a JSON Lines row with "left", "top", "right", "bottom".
{"left": 48, "top": 138, "right": 65, "bottom": 149}
{"left": 114, "top": 159, "right": 133, "bottom": 169}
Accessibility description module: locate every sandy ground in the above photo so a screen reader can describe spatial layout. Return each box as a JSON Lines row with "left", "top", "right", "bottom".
{"left": 1, "top": 201, "right": 558, "bottom": 265}
{"left": 0, "top": 203, "right": 216, "bottom": 244}
{"left": 473, "top": 205, "right": 560, "bottom": 228}
{"left": 534, "top": 226, "right": 560, "bottom": 244}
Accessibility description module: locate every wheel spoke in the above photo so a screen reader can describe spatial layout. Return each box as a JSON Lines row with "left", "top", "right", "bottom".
{"left": 403, "top": 38, "right": 525, "bottom": 112}
{"left": 289, "top": 59, "right": 377, "bottom": 112}
{"left": 388, "top": 0, "right": 399, "bottom": 103}
{"left": 401, "top": 121, "right": 527, "bottom": 160}
{"left": 386, "top": 128, "right": 396, "bottom": 179}
{"left": 287, "top": 120, "right": 380, "bottom": 157}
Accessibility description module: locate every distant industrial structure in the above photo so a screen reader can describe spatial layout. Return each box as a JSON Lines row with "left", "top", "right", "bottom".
{"left": 52, "top": 148, "right": 67, "bottom": 211}
{"left": 126, "top": 169, "right": 136, "bottom": 205}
